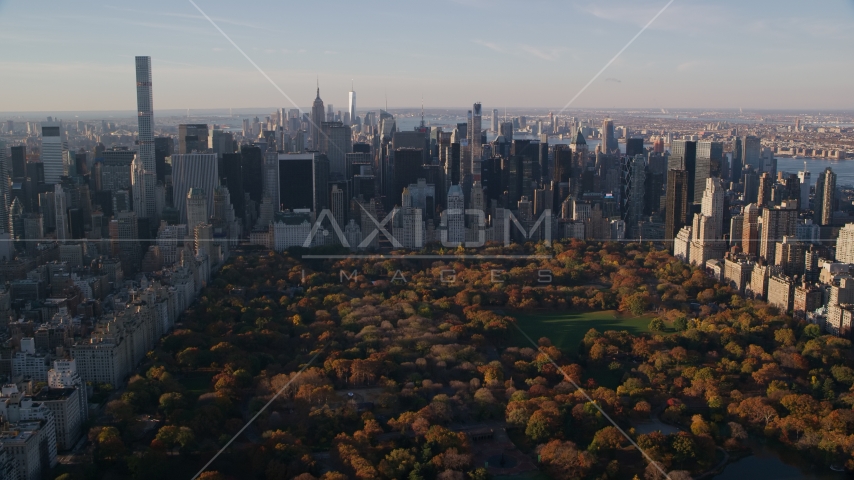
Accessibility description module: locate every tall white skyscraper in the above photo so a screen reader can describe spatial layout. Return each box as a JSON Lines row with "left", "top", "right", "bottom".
{"left": 492, "top": 109, "right": 499, "bottom": 133}
{"left": 135, "top": 56, "right": 156, "bottom": 219}
{"left": 171, "top": 154, "right": 218, "bottom": 225}
{"left": 41, "top": 122, "right": 64, "bottom": 184}
{"left": 798, "top": 163, "right": 811, "bottom": 211}
{"left": 348, "top": 85, "right": 356, "bottom": 127}
{"left": 700, "top": 177, "right": 724, "bottom": 240}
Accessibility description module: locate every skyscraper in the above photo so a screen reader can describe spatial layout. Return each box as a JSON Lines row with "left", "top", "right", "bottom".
{"left": 277, "top": 152, "right": 326, "bottom": 212}
{"left": 41, "top": 122, "right": 64, "bottom": 184}
{"left": 311, "top": 85, "right": 325, "bottom": 149}
{"left": 700, "top": 177, "right": 724, "bottom": 240}
{"left": 178, "top": 124, "right": 209, "bottom": 154}
{"left": 492, "top": 109, "right": 499, "bottom": 133}
{"left": 54, "top": 184, "right": 68, "bottom": 241}
{"left": 814, "top": 167, "right": 836, "bottom": 226}
{"left": 470, "top": 103, "right": 483, "bottom": 177}
{"left": 135, "top": 56, "right": 157, "bottom": 219}
{"left": 760, "top": 207, "right": 798, "bottom": 264}
{"left": 320, "top": 122, "right": 352, "bottom": 177}
{"left": 665, "top": 169, "right": 690, "bottom": 243}
{"left": 741, "top": 203, "right": 759, "bottom": 255}
{"left": 186, "top": 188, "right": 208, "bottom": 228}
{"left": 798, "top": 164, "right": 811, "bottom": 211}
{"left": 10, "top": 145, "right": 26, "bottom": 180}
{"left": 731, "top": 137, "right": 743, "bottom": 181}
{"left": 445, "top": 184, "right": 465, "bottom": 245}
{"left": 669, "top": 140, "right": 699, "bottom": 203}
{"left": 602, "top": 119, "right": 618, "bottom": 153}
{"left": 621, "top": 155, "right": 646, "bottom": 238}
{"left": 171, "top": 154, "right": 219, "bottom": 224}
{"left": 742, "top": 135, "right": 761, "bottom": 170}
{"left": 348, "top": 85, "right": 356, "bottom": 127}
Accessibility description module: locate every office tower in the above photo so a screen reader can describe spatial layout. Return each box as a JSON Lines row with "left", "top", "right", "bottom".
{"left": 760, "top": 207, "right": 798, "bottom": 264}
{"left": 240, "top": 145, "right": 264, "bottom": 207}
{"left": 602, "top": 119, "right": 618, "bottom": 153}
{"left": 741, "top": 203, "right": 759, "bottom": 255}
{"left": 798, "top": 165, "right": 811, "bottom": 211}
{"left": 553, "top": 144, "right": 571, "bottom": 206}
{"left": 491, "top": 109, "right": 499, "bottom": 133}
{"left": 211, "top": 129, "right": 235, "bottom": 159}
{"left": 697, "top": 140, "right": 723, "bottom": 179}
{"left": 393, "top": 148, "right": 425, "bottom": 205}
{"left": 664, "top": 169, "right": 690, "bottom": 243}
{"left": 445, "top": 184, "right": 465, "bottom": 244}
{"left": 669, "top": 140, "right": 701, "bottom": 204}
{"left": 348, "top": 86, "right": 356, "bottom": 127}
{"left": 471, "top": 103, "right": 483, "bottom": 169}
{"left": 621, "top": 155, "right": 646, "bottom": 237}
{"left": 9, "top": 198, "right": 24, "bottom": 250}
{"left": 10, "top": 145, "right": 26, "bottom": 180}
{"left": 220, "top": 153, "right": 245, "bottom": 225}
{"left": 153, "top": 137, "right": 173, "bottom": 183}
{"left": 311, "top": 85, "right": 325, "bottom": 148}
{"left": 731, "top": 137, "right": 743, "bottom": 181}
{"left": 320, "top": 122, "right": 353, "bottom": 177}
{"left": 626, "top": 137, "right": 644, "bottom": 157}
{"left": 178, "top": 124, "right": 209, "bottom": 154}
{"left": 98, "top": 147, "right": 134, "bottom": 193}
{"left": 277, "top": 153, "right": 324, "bottom": 212}
{"left": 330, "top": 185, "right": 346, "bottom": 228}
{"left": 41, "top": 122, "right": 63, "bottom": 184}
{"left": 500, "top": 122, "right": 513, "bottom": 142}
{"left": 135, "top": 56, "right": 157, "bottom": 219}
{"left": 700, "top": 177, "right": 724, "bottom": 240}
{"left": 757, "top": 172, "right": 772, "bottom": 208}
{"left": 814, "top": 167, "right": 836, "bottom": 226}
{"left": 741, "top": 166, "right": 758, "bottom": 204}
{"left": 171, "top": 154, "right": 218, "bottom": 224}
{"left": 571, "top": 130, "right": 589, "bottom": 196}
{"left": 742, "top": 135, "right": 760, "bottom": 170}
{"left": 186, "top": 188, "right": 208, "bottom": 228}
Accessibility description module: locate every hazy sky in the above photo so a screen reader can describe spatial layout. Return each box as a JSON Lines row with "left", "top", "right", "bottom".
{"left": 1, "top": 0, "right": 853, "bottom": 112}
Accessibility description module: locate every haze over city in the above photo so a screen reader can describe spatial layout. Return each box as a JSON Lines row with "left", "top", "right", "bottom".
{"left": 2, "top": 0, "right": 854, "bottom": 112}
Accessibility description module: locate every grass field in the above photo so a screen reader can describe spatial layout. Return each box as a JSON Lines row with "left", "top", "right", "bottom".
{"left": 510, "top": 310, "right": 654, "bottom": 354}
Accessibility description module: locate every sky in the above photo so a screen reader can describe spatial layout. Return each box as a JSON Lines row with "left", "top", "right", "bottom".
{"left": 0, "top": 0, "right": 853, "bottom": 112}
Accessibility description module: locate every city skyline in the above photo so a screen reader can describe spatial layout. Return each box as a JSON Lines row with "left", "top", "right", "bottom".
{"left": 1, "top": 0, "right": 854, "bottom": 112}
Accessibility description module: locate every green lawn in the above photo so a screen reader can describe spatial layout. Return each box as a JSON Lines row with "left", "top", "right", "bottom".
{"left": 510, "top": 310, "right": 654, "bottom": 354}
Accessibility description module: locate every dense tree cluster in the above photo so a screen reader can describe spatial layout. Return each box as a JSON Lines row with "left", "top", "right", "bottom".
{"left": 69, "top": 241, "right": 854, "bottom": 479}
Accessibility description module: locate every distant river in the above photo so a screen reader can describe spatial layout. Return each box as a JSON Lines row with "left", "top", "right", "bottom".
{"left": 777, "top": 157, "right": 854, "bottom": 187}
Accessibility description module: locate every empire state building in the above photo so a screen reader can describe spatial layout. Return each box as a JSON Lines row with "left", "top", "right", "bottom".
{"left": 311, "top": 85, "right": 325, "bottom": 149}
